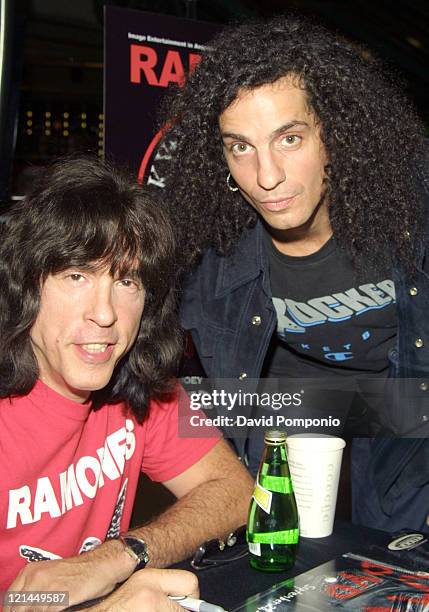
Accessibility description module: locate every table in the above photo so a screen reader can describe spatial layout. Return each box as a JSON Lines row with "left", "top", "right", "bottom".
{"left": 70, "top": 521, "right": 391, "bottom": 611}
{"left": 177, "top": 520, "right": 391, "bottom": 611}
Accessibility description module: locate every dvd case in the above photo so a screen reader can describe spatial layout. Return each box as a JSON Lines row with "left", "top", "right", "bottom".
{"left": 233, "top": 553, "right": 429, "bottom": 611}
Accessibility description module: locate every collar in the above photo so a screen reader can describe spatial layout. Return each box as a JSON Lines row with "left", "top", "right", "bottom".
{"left": 416, "top": 158, "right": 429, "bottom": 270}
{"left": 214, "top": 221, "right": 270, "bottom": 299}
{"left": 393, "top": 161, "right": 429, "bottom": 277}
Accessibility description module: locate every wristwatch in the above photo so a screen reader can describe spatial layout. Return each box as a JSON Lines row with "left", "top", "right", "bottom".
{"left": 119, "top": 534, "right": 149, "bottom": 571}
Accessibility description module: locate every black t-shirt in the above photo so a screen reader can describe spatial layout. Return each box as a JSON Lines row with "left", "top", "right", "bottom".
{"left": 263, "top": 233, "right": 397, "bottom": 379}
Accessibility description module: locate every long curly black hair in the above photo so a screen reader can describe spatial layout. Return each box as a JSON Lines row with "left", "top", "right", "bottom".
{"left": 159, "top": 14, "right": 426, "bottom": 275}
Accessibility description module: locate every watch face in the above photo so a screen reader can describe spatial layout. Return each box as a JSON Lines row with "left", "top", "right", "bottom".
{"left": 124, "top": 536, "right": 149, "bottom": 569}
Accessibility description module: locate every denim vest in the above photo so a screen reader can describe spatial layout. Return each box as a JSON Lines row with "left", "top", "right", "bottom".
{"left": 181, "top": 208, "right": 429, "bottom": 530}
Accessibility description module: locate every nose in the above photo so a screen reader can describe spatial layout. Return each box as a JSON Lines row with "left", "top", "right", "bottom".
{"left": 85, "top": 280, "right": 117, "bottom": 327}
{"left": 256, "top": 149, "right": 286, "bottom": 191}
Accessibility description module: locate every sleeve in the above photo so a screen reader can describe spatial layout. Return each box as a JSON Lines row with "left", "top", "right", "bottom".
{"left": 141, "top": 384, "right": 222, "bottom": 482}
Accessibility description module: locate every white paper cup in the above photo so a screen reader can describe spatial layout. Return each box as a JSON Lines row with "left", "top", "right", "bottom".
{"left": 286, "top": 434, "right": 346, "bottom": 538}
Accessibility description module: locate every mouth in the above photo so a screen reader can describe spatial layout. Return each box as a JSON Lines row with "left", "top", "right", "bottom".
{"left": 81, "top": 343, "right": 110, "bottom": 353}
{"left": 258, "top": 195, "right": 296, "bottom": 212}
{"left": 75, "top": 342, "right": 116, "bottom": 364}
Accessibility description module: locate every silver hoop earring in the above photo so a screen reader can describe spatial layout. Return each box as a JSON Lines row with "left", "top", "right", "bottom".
{"left": 226, "top": 173, "right": 239, "bottom": 192}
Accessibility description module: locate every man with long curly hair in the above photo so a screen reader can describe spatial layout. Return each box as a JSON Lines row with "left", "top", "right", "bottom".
{"left": 159, "top": 15, "right": 429, "bottom": 532}
{"left": 0, "top": 156, "right": 252, "bottom": 608}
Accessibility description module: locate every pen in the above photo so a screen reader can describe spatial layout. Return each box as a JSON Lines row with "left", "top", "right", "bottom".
{"left": 344, "top": 552, "right": 429, "bottom": 578}
{"left": 169, "top": 595, "right": 228, "bottom": 612}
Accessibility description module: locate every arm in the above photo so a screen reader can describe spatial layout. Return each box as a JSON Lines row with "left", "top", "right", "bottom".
{"left": 7, "top": 440, "right": 253, "bottom": 609}
{"left": 131, "top": 439, "right": 253, "bottom": 566}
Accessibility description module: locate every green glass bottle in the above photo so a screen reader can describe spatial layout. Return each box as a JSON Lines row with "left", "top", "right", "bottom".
{"left": 246, "top": 430, "right": 299, "bottom": 572}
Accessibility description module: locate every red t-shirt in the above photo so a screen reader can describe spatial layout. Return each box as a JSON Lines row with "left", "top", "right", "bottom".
{"left": 0, "top": 380, "right": 220, "bottom": 590}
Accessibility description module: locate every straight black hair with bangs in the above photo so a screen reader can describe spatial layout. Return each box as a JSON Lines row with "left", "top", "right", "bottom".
{"left": 0, "top": 155, "right": 182, "bottom": 421}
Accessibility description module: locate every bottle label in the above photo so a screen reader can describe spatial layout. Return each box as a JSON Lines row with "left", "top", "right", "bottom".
{"left": 251, "top": 529, "right": 299, "bottom": 545}
{"left": 252, "top": 482, "right": 272, "bottom": 514}
{"left": 260, "top": 475, "right": 294, "bottom": 494}
{"left": 248, "top": 542, "right": 261, "bottom": 556}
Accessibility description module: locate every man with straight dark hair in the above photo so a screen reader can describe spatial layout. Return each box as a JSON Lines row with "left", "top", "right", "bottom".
{"left": 0, "top": 156, "right": 253, "bottom": 610}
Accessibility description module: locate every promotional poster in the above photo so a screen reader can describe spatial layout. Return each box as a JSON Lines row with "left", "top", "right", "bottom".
{"left": 104, "top": 6, "right": 219, "bottom": 186}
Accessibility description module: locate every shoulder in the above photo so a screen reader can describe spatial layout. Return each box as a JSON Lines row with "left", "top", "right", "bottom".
{"left": 183, "top": 247, "right": 225, "bottom": 290}
{"left": 0, "top": 394, "right": 15, "bottom": 408}
{"left": 147, "top": 387, "right": 181, "bottom": 412}
{"left": 0, "top": 386, "right": 38, "bottom": 411}
{"left": 143, "top": 385, "right": 183, "bottom": 427}
{"left": 182, "top": 223, "right": 261, "bottom": 294}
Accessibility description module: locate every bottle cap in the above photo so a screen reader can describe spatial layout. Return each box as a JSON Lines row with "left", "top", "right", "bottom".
{"left": 264, "top": 429, "right": 287, "bottom": 444}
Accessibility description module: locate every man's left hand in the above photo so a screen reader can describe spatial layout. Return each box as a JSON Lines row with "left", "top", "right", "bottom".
{"left": 5, "top": 538, "right": 134, "bottom": 610}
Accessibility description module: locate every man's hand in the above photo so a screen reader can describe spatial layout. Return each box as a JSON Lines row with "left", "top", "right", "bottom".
{"left": 94, "top": 568, "right": 199, "bottom": 611}
{"left": 5, "top": 539, "right": 135, "bottom": 610}
{"left": 5, "top": 568, "right": 198, "bottom": 612}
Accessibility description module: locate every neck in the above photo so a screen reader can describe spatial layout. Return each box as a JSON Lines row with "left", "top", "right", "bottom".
{"left": 267, "top": 200, "right": 332, "bottom": 256}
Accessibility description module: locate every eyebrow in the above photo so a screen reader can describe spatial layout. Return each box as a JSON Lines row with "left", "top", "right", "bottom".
{"left": 84, "top": 260, "right": 142, "bottom": 279}
{"left": 115, "top": 268, "right": 141, "bottom": 279}
{"left": 221, "top": 121, "right": 310, "bottom": 142}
